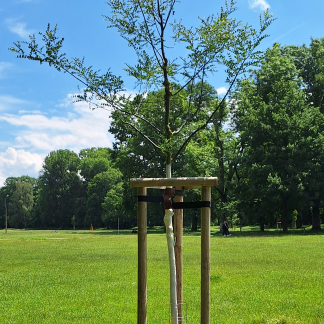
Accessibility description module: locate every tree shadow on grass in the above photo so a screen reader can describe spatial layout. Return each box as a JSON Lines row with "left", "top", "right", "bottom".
{"left": 68, "top": 225, "right": 323, "bottom": 237}
{"left": 211, "top": 226, "right": 324, "bottom": 238}
{"left": 69, "top": 226, "right": 167, "bottom": 236}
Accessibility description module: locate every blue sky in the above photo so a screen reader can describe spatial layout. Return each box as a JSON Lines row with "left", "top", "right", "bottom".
{"left": 1, "top": 0, "right": 323, "bottom": 185}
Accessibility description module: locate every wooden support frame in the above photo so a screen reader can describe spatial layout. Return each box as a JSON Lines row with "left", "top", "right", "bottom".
{"left": 130, "top": 177, "right": 218, "bottom": 324}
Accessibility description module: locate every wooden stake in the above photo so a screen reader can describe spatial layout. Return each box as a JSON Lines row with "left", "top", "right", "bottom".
{"left": 138, "top": 187, "right": 147, "bottom": 324}
{"left": 201, "top": 186, "right": 211, "bottom": 324}
{"left": 174, "top": 190, "right": 183, "bottom": 323}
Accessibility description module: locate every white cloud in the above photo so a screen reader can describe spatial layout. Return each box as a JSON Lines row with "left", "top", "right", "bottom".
{"left": 6, "top": 18, "right": 34, "bottom": 39}
{"left": 0, "top": 62, "right": 13, "bottom": 79}
{"left": 0, "top": 147, "right": 44, "bottom": 186}
{"left": 217, "top": 87, "right": 228, "bottom": 96}
{"left": 0, "top": 93, "right": 130, "bottom": 184}
{"left": 0, "top": 94, "right": 114, "bottom": 153}
{"left": 248, "top": 0, "right": 270, "bottom": 11}
{"left": 0, "top": 95, "right": 29, "bottom": 111}
{"left": 18, "top": 110, "right": 43, "bottom": 115}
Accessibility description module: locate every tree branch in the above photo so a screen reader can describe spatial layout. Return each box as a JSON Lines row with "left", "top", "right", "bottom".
{"left": 115, "top": 112, "right": 162, "bottom": 151}
{"left": 172, "top": 58, "right": 244, "bottom": 161}
{"left": 136, "top": 0, "right": 163, "bottom": 67}
{"left": 164, "top": 0, "right": 177, "bottom": 29}
{"left": 171, "top": 49, "right": 222, "bottom": 97}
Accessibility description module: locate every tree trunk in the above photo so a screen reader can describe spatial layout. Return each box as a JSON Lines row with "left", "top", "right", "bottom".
{"left": 282, "top": 195, "right": 288, "bottom": 233}
{"left": 312, "top": 199, "right": 321, "bottom": 231}
{"left": 191, "top": 213, "right": 198, "bottom": 232}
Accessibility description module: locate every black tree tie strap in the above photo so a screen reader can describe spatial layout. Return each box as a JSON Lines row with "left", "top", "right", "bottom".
{"left": 137, "top": 196, "right": 210, "bottom": 209}
{"left": 137, "top": 196, "right": 163, "bottom": 203}
{"left": 173, "top": 201, "right": 211, "bottom": 209}
{"left": 174, "top": 190, "right": 184, "bottom": 196}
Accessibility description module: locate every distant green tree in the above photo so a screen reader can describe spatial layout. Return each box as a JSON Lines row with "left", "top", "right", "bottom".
{"left": 79, "top": 147, "right": 113, "bottom": 182}
{"left": 1, "top": 176, "right": 38, "bottom": 228}
{"left": 0, "top": 187, "right": 8, "bottom": 229}
{"left": 9, "top": 181, "right": 34, "bottom": 228}
{"left": 71, "top": 215, "right": 76, "bottom": 230}
{"left": 2, "top": 176, "right": 38, "bottom": 197}
{"left": 282, "top": 39, "right": 324, "bottom": 230}
{"left": 78, "top": 147, "right": 124, "bottom": 228}
{"left": 85, "top": 169, "right": 124, "bottom": 228}
{"left": 101, "top": 182, "right": 124, "bottom": 229}
{"left": 37, "top": 150, "right": 82, "bottom": 228}
{"left": 233, "top": 46, "right": 324, "bottom": 232}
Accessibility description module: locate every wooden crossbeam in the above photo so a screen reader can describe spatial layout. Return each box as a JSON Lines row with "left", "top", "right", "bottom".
{"left": 130, "top": 177, "right": 218, "bottom": 189}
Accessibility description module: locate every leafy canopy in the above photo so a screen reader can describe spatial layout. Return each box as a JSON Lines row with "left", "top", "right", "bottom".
{"left": 10, "top": 0, "right": 274, "bottom": 166}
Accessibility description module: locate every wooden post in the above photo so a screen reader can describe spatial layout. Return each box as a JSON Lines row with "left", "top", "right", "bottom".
{"left": 138, "top": 187, "right": 147, "bottom": 324}
{"left": 201, "top": 186, "right": 211, "bottom": 324}
{"left": 174, "top": 189, "right": 183, "bottom": 323}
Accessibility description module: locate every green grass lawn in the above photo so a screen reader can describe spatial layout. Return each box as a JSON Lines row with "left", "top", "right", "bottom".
{"left": 0, "top": 228, "right": 324, "bottom": 323}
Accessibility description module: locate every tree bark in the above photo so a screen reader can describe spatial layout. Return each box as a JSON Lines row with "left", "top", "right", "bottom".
{"left": 312, "top": 199, "right": 321, "bottom": 231}
{"left": 282, "top": 195, "right": 288, "bottom": 233}
{"left": 174, "top": 192, "right": 183, "bottom": 323}
{"left": 191, "top": 213, "right": 198, "bottom": 232}
{"left": 137, "top": 187, "right": 147, "bottom": 324}
{"left": 201, "top": 186, "right": 211, "bottom": 324}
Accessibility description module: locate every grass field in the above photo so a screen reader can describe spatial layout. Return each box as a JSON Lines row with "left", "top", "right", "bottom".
{"left": 1, "top": 227, "right": 324, "bottom": 323}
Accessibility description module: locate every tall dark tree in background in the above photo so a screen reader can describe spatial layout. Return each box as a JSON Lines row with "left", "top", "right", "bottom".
{"left": 9, "top": 181, "right": 34, "bottom": 229}
{"left": 233, "top": 45, "right": 324, "bottom": 232}
{"left": 281, "top": 39, "right": 324, "bottom": 230}
{"left": 84, "top": 169, "right": 123, "bottom": 228}
{"left": 37, "top": 150, "right": 82, "bottom": 228}
{"left": 0, "top": 176, "right": 38, "bottom": 229}
{"left": 78, "top": 147, "right": 124, "bottom": 228}
{"left": 79, "top": 147, "right": 114, "bottom": 182}
{"left": 100, "top": 171, "right": 124, "bottom": 228}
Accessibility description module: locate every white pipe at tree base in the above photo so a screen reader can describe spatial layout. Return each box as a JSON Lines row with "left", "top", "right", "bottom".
{"left": 165, "top": 163, "right": 178, "bottom": 324}
{"left": 164, "top": 208, "right": 178, "bottom": 324}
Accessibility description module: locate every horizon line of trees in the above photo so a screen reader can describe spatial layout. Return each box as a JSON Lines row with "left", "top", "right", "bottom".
{"left": 2, "top": 38, "right": 324, "bottom": 232}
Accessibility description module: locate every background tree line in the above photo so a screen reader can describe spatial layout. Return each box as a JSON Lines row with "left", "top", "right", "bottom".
{"left": 1, "top": 38, "right": 324, "bottom": 232}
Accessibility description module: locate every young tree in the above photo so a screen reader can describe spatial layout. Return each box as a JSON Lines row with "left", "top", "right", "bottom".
{"left": 11, "top": 1, "right": 274, "bottom": 321}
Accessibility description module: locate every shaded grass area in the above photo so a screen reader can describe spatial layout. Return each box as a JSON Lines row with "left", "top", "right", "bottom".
{"left": 0, "top": 229, "right": 324, "bottom": 323}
